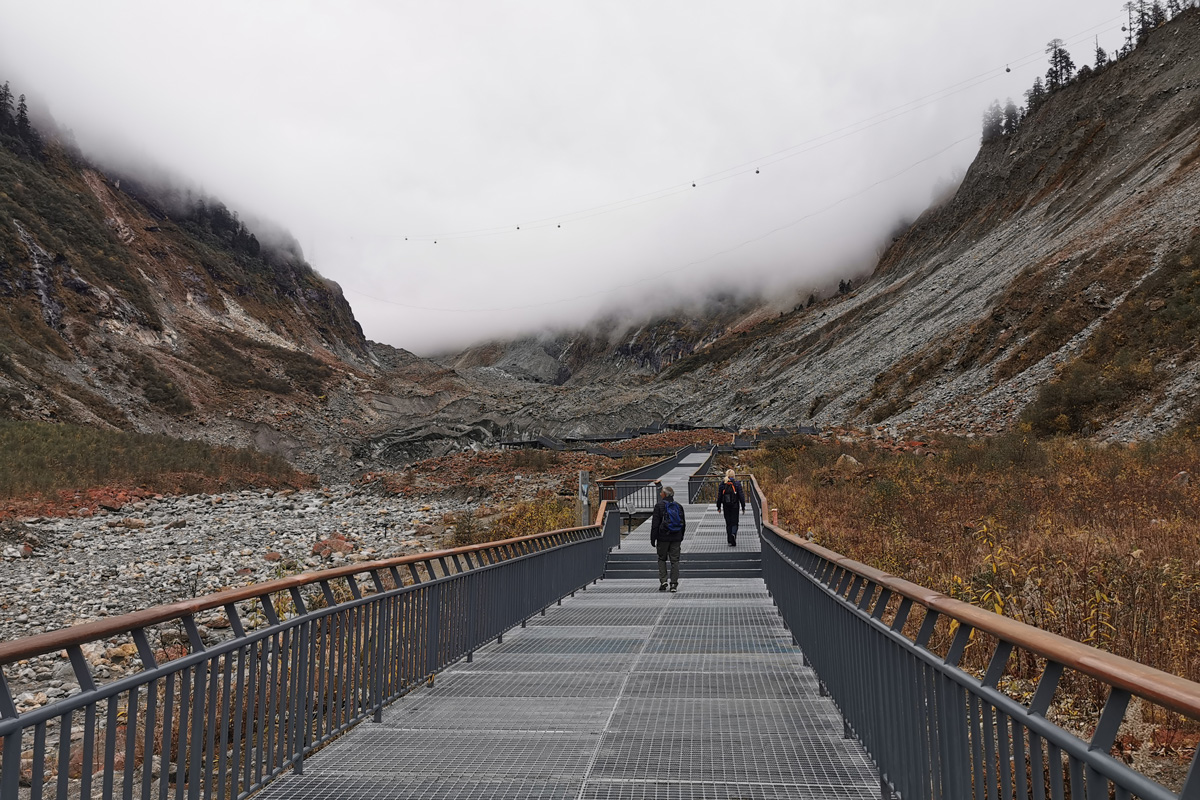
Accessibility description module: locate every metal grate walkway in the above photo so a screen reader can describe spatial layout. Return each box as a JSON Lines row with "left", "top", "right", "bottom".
{"left": 257, "top": 578, "right": 879, "bottom": 800}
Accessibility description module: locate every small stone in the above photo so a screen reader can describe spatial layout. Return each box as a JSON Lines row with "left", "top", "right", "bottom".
{"left": 263, "top": 551, "right": 283, "bottom": 562}
{"left": 834, "top": 454, "right": 864, "bottom": 475}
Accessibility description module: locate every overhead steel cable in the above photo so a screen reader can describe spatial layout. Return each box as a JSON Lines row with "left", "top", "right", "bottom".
{"left": 341, "top": 133, "right": 975, "bottom": 314}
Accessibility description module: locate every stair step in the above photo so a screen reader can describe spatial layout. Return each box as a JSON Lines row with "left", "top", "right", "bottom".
{"left": 604, "top": 569, "right": 763, "bottom": 579}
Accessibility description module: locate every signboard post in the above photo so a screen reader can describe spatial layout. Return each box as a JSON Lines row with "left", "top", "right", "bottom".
{"left": 578, "top": 471, "right": 590, "bottom": 528}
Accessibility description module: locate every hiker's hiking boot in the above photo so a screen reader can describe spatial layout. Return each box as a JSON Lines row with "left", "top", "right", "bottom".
{"left": 659, "top": 583, "right": 668, "bottom": 592}
{"left": 670, "top": 584, "right": 678, "bottom": 593}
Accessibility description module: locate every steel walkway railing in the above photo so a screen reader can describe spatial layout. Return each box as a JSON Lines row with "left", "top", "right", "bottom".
{"left": 0, "top": 511, "right": 613, "bottom": 800}
{"left": 748, "top": 475, "right": 1200, "bottom": 800}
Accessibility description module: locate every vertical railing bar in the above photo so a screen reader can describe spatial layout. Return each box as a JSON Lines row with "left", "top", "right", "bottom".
{"left": 290, "top": 620, "right": 309, "bottom": 775}
{"left": 226, "top": 648, "right": 246, "bottom": 800}
{"left": 186, "top": 659, "right": 207, "bottom": 800}
{"left": 242, "top": 640, "right": 257, "bottom": 795}
{"left": 1048, "top": 742, "right": 1065, "bottom": 800}
{"left": 202, "top": 658, "right": 220, "bottom": 800}
{"left": 157, "top": 672, "right": 174, "bottom": 800}
{"left": 30, "top": 721, "right": 46, "bottom": 800}
{"left": 173, "top": 665, "right": 189, "bottom": 800}
{"left": 57, "top": 708, "right": 74, "bottom": 800}
{"left": 968, "top": 692, "right": 985, "bottom": 800}
{"left": 122, "top": 688, "right": 140, "bottom": 800}
{"left": 252, "top": 638, "right": 268, "bottom": 788}
{"left": 997, "top": 710, "right": 1013, "bottom": 800}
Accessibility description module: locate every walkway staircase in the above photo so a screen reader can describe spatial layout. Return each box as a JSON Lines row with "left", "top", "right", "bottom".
{"left": 605, "top": 546, "right": 761, "bottom": 579}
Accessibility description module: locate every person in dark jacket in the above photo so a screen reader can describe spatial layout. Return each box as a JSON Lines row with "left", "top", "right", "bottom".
{"left": 715, "top": 469, "right": 746, "bottom": 546}
{"left": 650, "top": 485, "right": 686, "bottom": 592}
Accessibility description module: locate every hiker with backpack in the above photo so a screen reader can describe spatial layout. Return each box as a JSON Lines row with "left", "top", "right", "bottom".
{"left": 715, "top": 469, "right": 746, "bottom": 547}
{"left": 650, "top": 484, "right": 686, "bottom": 592}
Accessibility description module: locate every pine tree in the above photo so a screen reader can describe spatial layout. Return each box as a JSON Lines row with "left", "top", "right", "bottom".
{"left": 1167, "top": 0, "right": 1182, "bottom": 17}
{"left": 1045, "top": 39, "right": 1076, "bottom": 91}
{"left": 1025, "top": 76, "right": 1047, "bottom": 111}
{"left": 1122, "top": 2, "right": 1137, "bottom": 54}
{"left": 0, "top": 82, "right": 11, "bottom": 134}
{"left": 1136, "top": 0, "right": 1152, "bottom": 43}
{"left": 1094, "top": 38, "right": 1109, "bottom": 70}
{"left": 1150, "top": 1, "right": 1168, "bottom": 26}
{"left": 1003, "top": 98, "right": 1021, "bottom": 135}
{"left": 15, "top": 94, "right": 31, "bottom": 140}
{"left": 981, "top": 101, "right": 1004, "bottom": 143}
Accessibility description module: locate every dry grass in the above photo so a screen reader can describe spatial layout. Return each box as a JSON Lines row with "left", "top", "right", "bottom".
{"left": 451, "top": 493, "right": 578, "bottom": 546}
{"left": 742, "top": 433, "right": 1200, "bottom": 690}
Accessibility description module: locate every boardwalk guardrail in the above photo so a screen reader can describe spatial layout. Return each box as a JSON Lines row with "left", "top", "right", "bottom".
{"left": 597, "top": 443, "right": 709, "bottom": 511}
{"left": 684, "top": 448, "right": 716, "bottom": 502}
{"left": 749, "top": 476, "right": 1200, "bottom": 800}
{"left": 0, "top": 509, "right": 611, "bottom": 800}
{"left": 687, "top": 470, "right": 754, "bottom": 505}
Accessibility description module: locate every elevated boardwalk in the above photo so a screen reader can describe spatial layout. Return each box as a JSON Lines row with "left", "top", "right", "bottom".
{"left": 257, "top": 577, "right": 879, "bottom": 799}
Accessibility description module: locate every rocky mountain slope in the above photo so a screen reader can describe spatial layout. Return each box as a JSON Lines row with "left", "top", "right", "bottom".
{"left": 0, "top": 134, "right": 515, "bottom": 474}
{"left": 5, "top": 9, "right": 1199, "bottom": 480}
{"left": 453, "top": 9, "right": 1200, "bottom": 442}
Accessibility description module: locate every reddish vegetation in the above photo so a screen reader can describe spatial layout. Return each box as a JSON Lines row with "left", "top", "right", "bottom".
{"left": 0, "top": 471, "right": 316, "bottom": 522}
{"left": 366, "top": 449, "right": 646, "bottom": 505}
{"left": 608, "top": 429, "right": 733, "bottom": 452}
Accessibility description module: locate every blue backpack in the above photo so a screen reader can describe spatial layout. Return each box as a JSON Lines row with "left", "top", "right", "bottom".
{"left": 664, "top": 500, "right": 684, "bottom": 533}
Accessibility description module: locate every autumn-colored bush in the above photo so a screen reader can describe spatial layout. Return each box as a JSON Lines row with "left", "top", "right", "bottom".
{"left": 742, "top": 433, "right": 1200, "bottom": 690}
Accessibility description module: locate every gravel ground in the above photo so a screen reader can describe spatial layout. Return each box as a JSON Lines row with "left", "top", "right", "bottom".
{"left": 0, "top": 486, "right": 467, "bottom": 709}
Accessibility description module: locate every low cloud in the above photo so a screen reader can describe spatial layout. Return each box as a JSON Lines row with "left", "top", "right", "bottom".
{"left": 1, "top": 1, "right": 1126, "bottom": 354}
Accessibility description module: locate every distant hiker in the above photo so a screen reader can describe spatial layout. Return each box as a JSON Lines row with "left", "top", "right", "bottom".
{"left": 716, "top": 469, "right": 746, "bottom": 547}
{"left": 650, "top": 485, "right": 686, "bottom": 592}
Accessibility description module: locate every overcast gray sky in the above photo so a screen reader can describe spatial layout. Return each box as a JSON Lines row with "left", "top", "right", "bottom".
{"left": 1, "top": 1, "right": 1128, "bottom": 354}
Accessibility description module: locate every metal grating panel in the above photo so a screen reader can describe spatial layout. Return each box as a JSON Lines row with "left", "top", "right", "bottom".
{"left": 256, "top": 577, "right": 878, "bottom": 800}
{"left": 264, "top": 775, "right": 583, "bottom": 799}
{"left": 306, "top": 728, "right": 599, "bottom": 778}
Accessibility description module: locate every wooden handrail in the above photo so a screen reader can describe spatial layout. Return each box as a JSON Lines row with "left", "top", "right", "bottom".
{"left": 747, "top": 475, "right": 1200, "bottom": 719}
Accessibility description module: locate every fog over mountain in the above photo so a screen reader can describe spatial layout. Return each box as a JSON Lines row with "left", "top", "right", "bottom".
{"left": 1, "top": 1, "right": 1130, "bottom": 353}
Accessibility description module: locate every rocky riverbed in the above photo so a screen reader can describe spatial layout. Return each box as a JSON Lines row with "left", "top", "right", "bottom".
{"left": 0, "top": 486, "right": 469, "bottom": 708}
